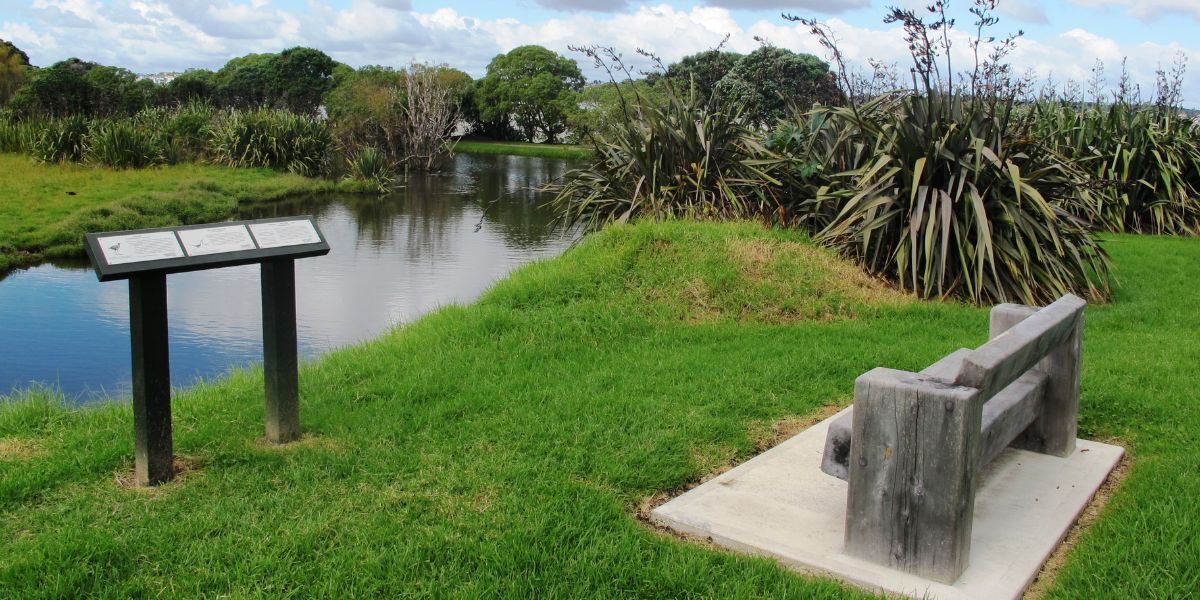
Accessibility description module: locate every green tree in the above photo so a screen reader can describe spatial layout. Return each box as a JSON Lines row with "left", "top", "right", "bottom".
{"left": 715, "top": 46, "right": 843, "bottom": 127}
{"left": 475, "top": 45, "right": 584, "bottom": 142}
{"left": 569, "top": 79, "right": 669, "bottom": 142}
{"left": 214, "top": 53, "right": 274, "bottom": 110}
{"left": 326, "top": 63, "right": 469, "bottom": 170}
{"left": 266, "top": 47, "right": 336, "bottom": 115}
{"left": 0, "top": 39, "right": 31, "bottom": 106}
{"left": 660, "top": 49, "right": 742, "bottom": 94}
{"left": 165, "top": 69, "right": 216, "bottom": 105}
{"left": 325, "top": 65, "right": 407, "bottom": 160}
{"left": 82, "top": 65, "right": 154, "bottom": 116}
{"left": 9, "top": 58, "right": 95, "bottom": 117}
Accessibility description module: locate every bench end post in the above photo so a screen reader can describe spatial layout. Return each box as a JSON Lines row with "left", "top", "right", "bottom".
{"left": 845, "top": 368, "right": 982, "bottom": 583}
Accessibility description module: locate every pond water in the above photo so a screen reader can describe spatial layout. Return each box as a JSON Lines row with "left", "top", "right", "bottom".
{"left": 0, "top": 154, "right": 580, "bottom": 403}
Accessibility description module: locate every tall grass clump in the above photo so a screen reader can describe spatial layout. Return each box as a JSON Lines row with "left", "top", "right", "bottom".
{"left": 783, "top": 5, "right": 1111, "bottom": 305}
{"left": 344, "top": 145, "right": 395, "bottom": 192}
{"left": 137, "top": 103, "right": 216, "bottom": 164}
{"left": 0, "top": 109, "right": 39, "bottom": 153}
{"left": 209, "top": 108, "right": 331, "bottom": 177}
{"left": 84, "top": 118, "right": 163, "bottom": 168}
{"left": 0, "top": 117, "right": 40, "bottom": 154}
{"left": 552, "top": 46, "right": 791, "bottom": 231}
{"left": 1033, "top": 97, "right": 1200, "bottom": 235}
{"left": 30, "top": 115, "right": 89, "bottom": 163}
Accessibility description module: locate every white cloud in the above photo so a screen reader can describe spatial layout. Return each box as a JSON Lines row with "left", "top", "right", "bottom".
{"left": 996, "top": 0, "right": 1048, "bottom": 24}
{"left": 704, "top": 0, "right": 868, "bottom": 11}
{"left": 1068, "top": 0, "right": 1200, "bottom": 21}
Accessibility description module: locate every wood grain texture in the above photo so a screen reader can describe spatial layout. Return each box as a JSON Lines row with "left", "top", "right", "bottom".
{"left": 954, "top": 294, "right": 1085, "bottom": 401}
{"left": 844, "top": 368, "right": 982, "bottom": 583}
{"left": 990, "top": 300, "right": 1083, "bottom": 457}
{"left": 979, "top": 370, "right": 1045, "bottom": 467}
{"left": 821, "top": 349, "right": 971, "bottom": 481}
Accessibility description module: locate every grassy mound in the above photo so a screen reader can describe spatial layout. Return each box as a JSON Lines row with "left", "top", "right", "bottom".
{"left": 485, "top": 222, "right": 911, "bottom": 324}
{"left": 1, "top": 222, "right": 1198, "bottom": 598}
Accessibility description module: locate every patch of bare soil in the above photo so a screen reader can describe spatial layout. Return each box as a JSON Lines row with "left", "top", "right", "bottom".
{"left": 114, "top": 455, "right": 205, "bottom": 490}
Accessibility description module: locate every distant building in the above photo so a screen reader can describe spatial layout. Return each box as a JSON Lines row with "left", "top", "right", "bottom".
{"left": 137, "top": 72, "right": 180, "bottom": 85}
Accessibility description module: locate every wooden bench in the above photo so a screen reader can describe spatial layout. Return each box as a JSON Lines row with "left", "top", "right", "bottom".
{"left": 820, "top": 294, "right": 1086, "bottom": 583}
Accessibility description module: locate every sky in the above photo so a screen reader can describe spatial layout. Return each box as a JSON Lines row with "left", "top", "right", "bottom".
{"left": 1, "top": 1, "right": 1197, "bottom": 107}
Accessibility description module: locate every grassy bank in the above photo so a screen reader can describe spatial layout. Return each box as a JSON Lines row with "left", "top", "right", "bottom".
{"left": 0, "top": 153, "right": 367, "bottom": 272}
{"left": 453, "top": 138, "right": 592, "bottom": 160}
{"left": 2, "top": 222, "right": 1198, "bottom": 597}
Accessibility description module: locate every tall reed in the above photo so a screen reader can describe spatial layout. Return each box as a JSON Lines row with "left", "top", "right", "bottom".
{"left": 84, "top": 118, "right": 163, "bottom": 168}
{"left": 1033, "top": 102, "right": 1200, "bottom": 235}
{"left": 209, "top": 108, "right": 332, "bottom": 176}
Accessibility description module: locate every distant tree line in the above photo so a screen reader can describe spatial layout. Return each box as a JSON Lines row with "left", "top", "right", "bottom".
{"left": 0, "top": 38, "right": 842, "bottom": 144}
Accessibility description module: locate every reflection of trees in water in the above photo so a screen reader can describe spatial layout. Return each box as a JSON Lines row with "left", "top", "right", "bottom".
{"left": 453, "top": 154, "right": 579, "bottom": 248}
{"left": 239, "top": 195, "right": 336, "bottom": 221}
{"left": 237, "top": 154, "right": 578, "bottom": 255}
{"left": 245, "top": 190, "right": 464, "bottom": 260}
{"left": 479, "top": 196, "right": 573, "bottom": 249}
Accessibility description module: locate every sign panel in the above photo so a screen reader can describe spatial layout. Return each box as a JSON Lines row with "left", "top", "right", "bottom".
{"left": 97, "top": 231, "right": 185, "bottom": 265}
{"left": 249, "top": 220, "right": 322, "bottom": 249}
{"left": 178, "top": 224, "right": 257, "bottom": 257}
{"left": 85, "top": 216, "right": 329, "bottom": 281}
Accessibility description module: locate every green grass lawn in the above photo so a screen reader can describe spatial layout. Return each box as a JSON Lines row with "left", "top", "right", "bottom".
{"left": 1, "top": 222, "right": 1197, "bottom": 597}
{"left": 453, "top": 138, "right": 592, "bottom": 160}
{"left": 0, "top": 153, "right": 360, "bottom": 272}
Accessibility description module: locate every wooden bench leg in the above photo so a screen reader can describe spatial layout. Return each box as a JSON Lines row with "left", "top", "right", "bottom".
{"left": 845, "top": 368, "right": 982, "bottom": 584}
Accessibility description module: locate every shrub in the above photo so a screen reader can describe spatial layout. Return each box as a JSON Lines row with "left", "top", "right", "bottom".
{"left": 1033, "top": 102, "right": 1200, "bottom": 235}
{"left": 780, "top": 8, "right": 1111, "bottom": 305}
{"left": 344, "top": 146, "right": 395, "bottom": 192}
{"left": 84, "top": 118, "right": 162, "bottom": 168}
{"left": 209, "top": 108, "right": 331, "bottom": 176}
{"left": 552, "top": 47, "right": 791, "bottom": 231}
{"left": 789, "top": 95, "right": 1110, "bottom": 305}
{"left": 160, "top": 103, "right": 216, "bottom": 164}
{"left": 0, "top": 117, "right": 40, "bottom": 154}
{"left": 31, "top": 115, "right": 89, "bottom": 163}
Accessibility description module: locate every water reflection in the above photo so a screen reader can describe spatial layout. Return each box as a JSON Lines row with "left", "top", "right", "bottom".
{"left": 0, "top": 154, "right": 579, "bottom": 402}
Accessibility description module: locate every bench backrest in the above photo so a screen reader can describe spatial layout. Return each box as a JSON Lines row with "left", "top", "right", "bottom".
{"left": 954, "top": 295, "right": 1086, "bottom": 401}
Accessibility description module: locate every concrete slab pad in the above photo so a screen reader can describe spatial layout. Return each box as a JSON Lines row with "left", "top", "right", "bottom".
{"left": 651, "top": 408, "right": 1124, "bottom": 600}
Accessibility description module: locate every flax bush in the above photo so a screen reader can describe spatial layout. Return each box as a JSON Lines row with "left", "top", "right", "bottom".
{"left": 344, "top": 146, "right": 395, "bottom": 192}
{"left": 30, "top": 115, "right": 89, "bottom": 163}
{"left": 84, "top": 118, "right": 163, "bottom": 168}
{"left": 1033, "top": 101, "right": 1200, "bottom": 235}
{"left": 552, "top": 47, "right": 792, "bottom": 231}
{"left": 779, "top": 5, "right": 1111, "bottom": 305}
{"left": 209, "top": 108, "right": 331, "bottom": 177}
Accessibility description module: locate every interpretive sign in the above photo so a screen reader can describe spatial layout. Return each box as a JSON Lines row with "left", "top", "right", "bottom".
{"left": 97, "top": 231, "right": 186, "bottom": 265}
{"left": 178, "top": 224, "right": 256, "bottom": 257}
{"left": 84, "top": 216, "right": 330, "bottom": 486}
{"left": 85, "top": 216, "right": 329, "bottom": 282}
{"left": 250, "top": 220, "right": 322, "bottom": 248}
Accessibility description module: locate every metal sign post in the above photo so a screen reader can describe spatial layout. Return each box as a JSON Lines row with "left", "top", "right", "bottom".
{"left": 85, "top": 216, "right": 330, "bottom": 485}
